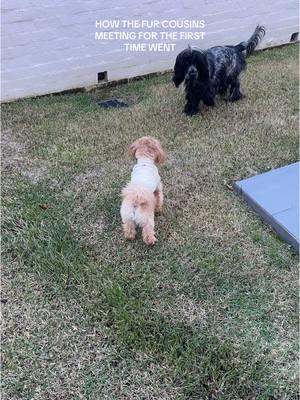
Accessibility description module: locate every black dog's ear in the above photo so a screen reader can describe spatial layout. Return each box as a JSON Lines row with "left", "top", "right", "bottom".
{"left": 191, "top": 51, "right": 210, "bottom": 81}
{"left": 172, "top": 48, "right": 192, "bottom": 87}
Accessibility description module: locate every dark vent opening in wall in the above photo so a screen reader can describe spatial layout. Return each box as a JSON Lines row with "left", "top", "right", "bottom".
{"left": 290, "top": 32, "right": 299, "bottom": 42}
{"left": 98, "top": 71, "right": 108, "bottom": 82}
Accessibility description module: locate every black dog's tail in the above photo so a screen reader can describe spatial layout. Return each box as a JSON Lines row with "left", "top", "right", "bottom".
{"left": 236, "top": 25, "right": 266, "bottom": 57}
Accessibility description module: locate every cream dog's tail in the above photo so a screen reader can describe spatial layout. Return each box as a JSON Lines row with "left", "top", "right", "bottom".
{"left": 121, "top": 184, "right": 155, "bottom": 227}
{"left": 121, "top": 185, "right": 149, "bottom": 207}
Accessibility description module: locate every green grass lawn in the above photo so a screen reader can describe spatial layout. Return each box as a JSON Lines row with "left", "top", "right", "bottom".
{"left": 2, "top": 44, "right": 299, "bottom": 400}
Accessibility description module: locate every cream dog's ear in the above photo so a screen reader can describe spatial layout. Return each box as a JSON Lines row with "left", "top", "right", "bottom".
{"left": 154, "top": 140, "right": 167, "bottom": 164}
{"left": 128, "top": 139, "right": 139, "bottom": 159}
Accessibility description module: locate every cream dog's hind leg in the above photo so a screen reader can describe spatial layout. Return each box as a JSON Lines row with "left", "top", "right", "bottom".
{"left": 134, "top": 202, "right": 157, "bottom": 245}
{"left": 154, "top": 182, "right": 163, "bottom": 213}
{"left": 142, "top": 213, "right": 156, "bottom": 245}
{"left": 120, "top": 200, "right": 136, "bottom": 240}
{"left": 123, "top": 221, "right": 136, "bottom": 240}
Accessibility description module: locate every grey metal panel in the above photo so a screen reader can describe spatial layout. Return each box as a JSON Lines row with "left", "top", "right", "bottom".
{"left": 234, "top": 162, "right": 299, "bottom": 251}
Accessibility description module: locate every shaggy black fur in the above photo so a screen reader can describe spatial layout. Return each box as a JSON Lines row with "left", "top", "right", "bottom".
{"left": 173, "top": 25, "right": 266, "bottom": 115}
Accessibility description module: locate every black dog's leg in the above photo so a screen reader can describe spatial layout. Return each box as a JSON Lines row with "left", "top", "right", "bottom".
{"left": 184, "top": 100, "right": 193, "bottom": 115}
{"left": 184, "top": 92, "right": 200, "bottom": 116}
{"left": 219, "top": 84, "right": 228, "bottom": 97}
{"left": 201, "top": 80, "right": 216, "bottom": 107}
{"left": 228, "top": 77, "right": 244, "bottom": 101}
{"left": 202, "top": 95, "right": 215, "bottom": 107}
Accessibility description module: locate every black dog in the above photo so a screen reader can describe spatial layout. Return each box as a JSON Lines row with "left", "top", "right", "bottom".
{"left": 173, "top": 25, "right": 266, "bottom": 115}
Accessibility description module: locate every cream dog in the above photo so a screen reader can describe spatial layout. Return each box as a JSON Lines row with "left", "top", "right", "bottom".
{"left": 120, "top": 136, "right": 166, "bottom": 245}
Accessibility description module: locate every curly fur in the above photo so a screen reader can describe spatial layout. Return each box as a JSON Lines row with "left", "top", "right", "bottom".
{"left": 128, "top": 136, "right": 166, "bottom": 164}
{"left": 120, "top": 136, "right": 166, "bottom": 245}
{"left": 173, "top": 25, "right": 266, "bottom": 115}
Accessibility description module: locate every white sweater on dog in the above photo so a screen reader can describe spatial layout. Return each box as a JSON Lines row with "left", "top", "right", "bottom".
{"left": 130, "top": 158, "right": 160, "bottom": 193}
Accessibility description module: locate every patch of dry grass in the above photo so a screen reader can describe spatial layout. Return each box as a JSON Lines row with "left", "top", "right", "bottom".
{"left": 1, "top": 44, "right": 299, "bottom": 399}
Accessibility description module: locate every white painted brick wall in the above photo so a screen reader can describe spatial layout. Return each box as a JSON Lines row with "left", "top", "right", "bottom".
{"left": 1, "top": 0, "right": 298, "bottom": 101}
